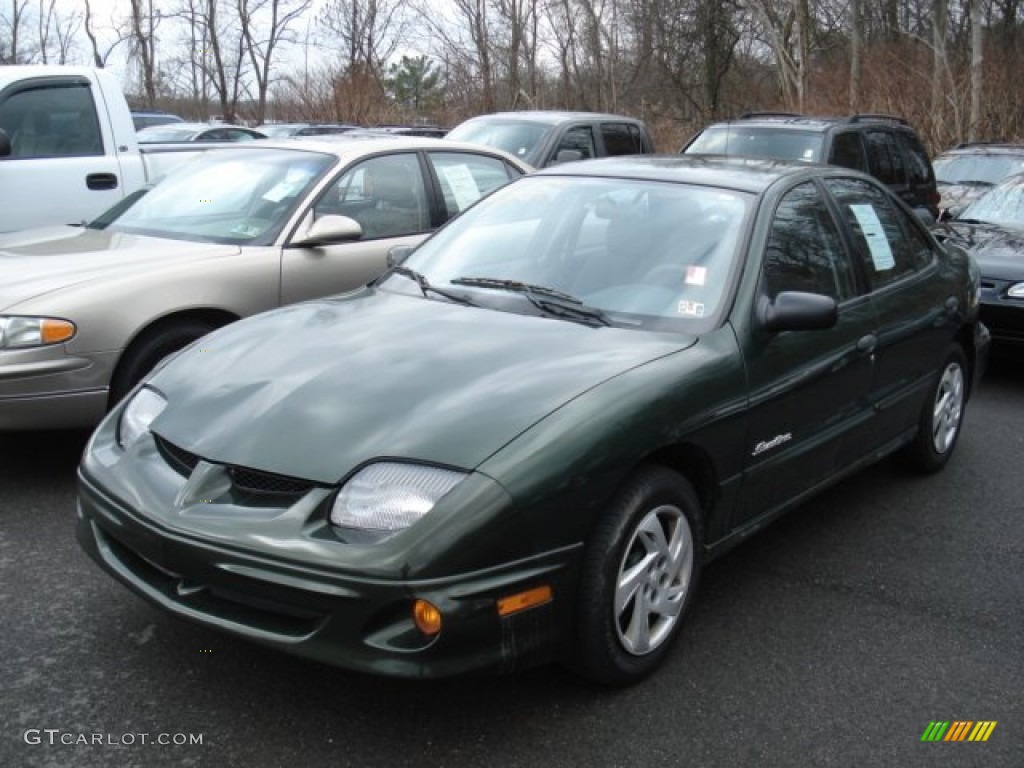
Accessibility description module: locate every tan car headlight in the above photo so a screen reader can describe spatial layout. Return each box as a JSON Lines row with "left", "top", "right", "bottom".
{"left": 0, "top": 316, "right": 76, "bottom": 349}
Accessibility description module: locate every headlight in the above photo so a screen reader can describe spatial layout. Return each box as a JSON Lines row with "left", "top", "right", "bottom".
{"left": 118, "top": 387, "right": 167, "bottom": 448}
{"left": 1008, "top": 282, "right": 1024, "bottom": 299}
{"left": 0, "top": 316, "right": 76, "bottom": 349}
{"left": 330, "top": 462, "right": 466, "bottom": 534}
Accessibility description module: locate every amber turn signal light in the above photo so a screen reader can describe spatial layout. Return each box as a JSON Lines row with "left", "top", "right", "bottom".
{"left": 412, "top": 599, "right": 442, "bottom": 636}
{"left": 41, "top": 319, "right": 76, "bottom": 345}
{"left": 497, "top": 585, "right": 553, "bottom": 617}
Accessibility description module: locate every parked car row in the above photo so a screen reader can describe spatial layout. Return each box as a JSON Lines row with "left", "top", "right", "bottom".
{"left": 0, "top": 71, "right": 1015, "bottom": 687}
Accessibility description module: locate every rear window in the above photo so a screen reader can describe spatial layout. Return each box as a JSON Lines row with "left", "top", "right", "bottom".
{"left": 684, "top": 126, "right": 824, "bottom": 162}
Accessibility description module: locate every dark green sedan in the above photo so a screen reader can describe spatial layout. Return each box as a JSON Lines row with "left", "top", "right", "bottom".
{"left": 77, "top": 156, "right": 989, "bottom": 686}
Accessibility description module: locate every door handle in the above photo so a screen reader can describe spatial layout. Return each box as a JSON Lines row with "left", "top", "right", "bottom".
{"left": 86, "top": 172, "right": 119, "bottom": 191}
{"left": 856, "top": 334, "right": 877, "bottom": 354}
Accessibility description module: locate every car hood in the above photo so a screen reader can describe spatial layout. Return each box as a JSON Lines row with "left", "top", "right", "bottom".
{"left": 937, "top": 181, "right": 992, "bottom": 213}
{"left": 148, "top": 290, "right": 696, "bottom": 484}
{"left": 0, "top": 226, "right": 240, "bottom": 311}
{"left": 938, "top": 220, "right": 1024, "bottom": 280}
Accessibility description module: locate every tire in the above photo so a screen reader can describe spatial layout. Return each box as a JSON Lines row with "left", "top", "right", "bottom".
{"left": 899, "top": 344, "right": 968, "bottom": 474}
{"left": 572, "top": 465, "right": 704, "bottom": 686}
{"left": 109, "top": 320, "right": 216, "bottom": 406}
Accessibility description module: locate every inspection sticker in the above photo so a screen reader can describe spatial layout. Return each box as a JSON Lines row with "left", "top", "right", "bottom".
{"left": 685, "top": 265, "right": 708, "bottom": 286}
{"left": 678, "top": 300, "right": 705, "bottom": 317}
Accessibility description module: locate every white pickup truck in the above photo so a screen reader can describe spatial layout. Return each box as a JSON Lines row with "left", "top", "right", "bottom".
{"left": 0, "top": 66, "right": 212, "bottom": 232}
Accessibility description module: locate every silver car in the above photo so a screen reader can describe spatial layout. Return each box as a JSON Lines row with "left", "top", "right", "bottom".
{"left": 0, "top": 137, "right": 529, "bottom": 429}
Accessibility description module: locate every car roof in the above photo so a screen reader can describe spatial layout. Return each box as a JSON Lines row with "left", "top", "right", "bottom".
{"left": 184, "top": 136, "right": 533, "bottom": 171}
{"left": 459, "top": 110, "right": 645, "bottom": 126}
{"left": 704, "top": 113, "right": 915, "bottom": 133}
{"left": 940, "top": 142, "right": 1024, "bottom": 154}
{"left": 532, "top": 153, "right": 854, "bottom": 193}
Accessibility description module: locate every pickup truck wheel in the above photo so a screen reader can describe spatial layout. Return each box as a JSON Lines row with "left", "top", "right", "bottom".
{"left": 572, "top": 465, "right": 703, "bottom": 686}
{"left": 899, "top": 344, "right": 968, "bottom": 474}
{"left": 109, "top": 320, "right": 216, "bottom": 407}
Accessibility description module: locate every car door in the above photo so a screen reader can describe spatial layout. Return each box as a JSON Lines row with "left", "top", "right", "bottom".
{"left": 280, "top": 151, "right": 433, "bottom": 305}
{"left": 734, "top": 180, "right": 877, "bottom": 526}
{"left": 423, "top": 149, "right": 524, "bottom": 224}
{"left": 821, "top": 176, "right": 955, "bottom": 443}
{"left": 0, "top": 77, "right": 123, "bottom": 230}
{"left": 546, "top": 124, "right": 597, "bottom": 166}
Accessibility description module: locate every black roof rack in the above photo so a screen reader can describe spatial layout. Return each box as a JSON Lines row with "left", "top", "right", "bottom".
{"left": 845, "top": 113, "right": 910, "bottom": 126}
{"left": 951, "top": 140, "right": 1021, "bottom": 149}
{"left": 738, "top": 111, "right": 802, "bottom": 120}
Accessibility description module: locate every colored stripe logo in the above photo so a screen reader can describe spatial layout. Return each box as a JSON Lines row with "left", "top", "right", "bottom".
{"left": 921, "top": 721, "right": 997, "bottom": 742}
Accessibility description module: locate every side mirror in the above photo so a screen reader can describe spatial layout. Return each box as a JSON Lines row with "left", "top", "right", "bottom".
{"left": 759, "top": 291, "right": 838, "bottom": 333}
{"left": 290, "top": 215, "right": 362, "bottom": 247}
{"left": 549, "top": 148, "right": 585, "bottom": 166}
{"left": 387, "top": 244, "right": 415, "bottom": 268}
{"left": 0, "top": 128, "right": 11, "bottom": 158}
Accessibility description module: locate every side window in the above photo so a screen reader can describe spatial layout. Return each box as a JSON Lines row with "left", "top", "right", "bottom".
{"left": 554, "top": 125, "right": 597, "bottom": 161}
{"left": 763, "top": 182, "right": 856, "bottom": 302}
{"left": 628, "top": 124, "right": 648, "bottom": 152}
{"left": 0, "top": 82, "right": 104, "bottom": 159}
{"left": 896, "top": 132, "right": 933, "bottom": 186}
{"left": 600, "top": 123, "right": 640, "bottom": 156}
{"left": 427, "top": 151, "right": 521, "bottom": 219}
{"left": 823, "top": 177, "right": 933, "bottom": 290}
{"left": 828, "top": 132, "right": 867, "bottom": 172}
{"left": 864, "top": 131, "right": 903, "bottom": 186}
{"left": 314, "top": 153, "right": 428, "bottom": 239}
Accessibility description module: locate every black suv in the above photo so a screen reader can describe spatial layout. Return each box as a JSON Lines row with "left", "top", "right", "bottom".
{"left": 932, "top": 142, "right": 1024, "bottom": 214}
{"left": 447, "top": 111, "right": 655, "bottom": 168}
{"left": 682, "top": 113, "right": 940, "bottom": 218}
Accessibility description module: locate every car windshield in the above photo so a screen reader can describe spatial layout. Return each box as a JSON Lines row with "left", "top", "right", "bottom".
{"left": 137, "top": 125, "right": 204, "bottom": 142}
{"left": 686, "top": 126, "right": 824, "bottom": 163}
{"left": 446, "top": 119, "right": 548, "bottom": 164}
{"left": 389, "top": 175, "right": 751, "bottom": 331}
{"left": 958, "top": 174, "right": 1024, "bottom": 229}
{"left": 101, "top": 148, "right": 335, "bottom": 245}
{"left": 258, "top": 124, "right": 304, "bottom": 137}
{"left": 933, "top": 152, "right": 1024, "bottom": 185}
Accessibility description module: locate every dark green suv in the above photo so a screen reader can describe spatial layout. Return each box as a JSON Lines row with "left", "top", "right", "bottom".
{"left": 682, "top": 113, "right": 941, "bottom": 218}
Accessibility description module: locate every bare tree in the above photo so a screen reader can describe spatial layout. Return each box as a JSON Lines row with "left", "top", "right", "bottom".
{"left": 2, "top": 0, "right": 32, "bottom": 64}
{"left": 319, "top": 0, "right": 407, "bottom": 80}
{"left": 128, "top": 0, "right": 160, "bottom": 106}
{"left": 238, "top": 0, "right": 313, "bottom": 125}
{"left": 83, "top": 0, "right": 125, "bottom": 68}
{"left": 968, "top": 0, "right": 982, "bottom": 141}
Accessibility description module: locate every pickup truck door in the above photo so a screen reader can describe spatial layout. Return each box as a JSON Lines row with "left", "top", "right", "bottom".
{"left": 0, "top": 75, "right": 132, "bottom": 231}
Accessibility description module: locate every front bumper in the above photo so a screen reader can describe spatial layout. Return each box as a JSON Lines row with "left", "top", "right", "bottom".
{"left": 980, "top": 282, "right": 1024, "bottom": 349}
{"left": 76, "top": 463, "right": 580, "bottom": 678}
{"left": 0, "top": 346, "right": 117, "bottom": 429}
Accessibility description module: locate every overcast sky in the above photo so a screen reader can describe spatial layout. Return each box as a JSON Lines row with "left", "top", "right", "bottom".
{"left": 35, "top": 0, "right": 332, "bottom": 88}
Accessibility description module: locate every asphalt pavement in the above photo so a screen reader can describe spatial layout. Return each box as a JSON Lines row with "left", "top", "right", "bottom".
{"left": 1, "top": 362, "right": 1021, "bottom": 768}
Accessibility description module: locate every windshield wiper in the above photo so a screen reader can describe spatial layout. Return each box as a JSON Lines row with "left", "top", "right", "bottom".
{"left": 450, "top": 276, "right": 610, "bottom": 326}
{"left": 390, "top": 266, "right": 478, "bottom": 306}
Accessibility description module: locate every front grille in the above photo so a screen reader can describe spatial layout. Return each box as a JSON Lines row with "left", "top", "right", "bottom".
{"left": 154, "top": 433, "right": 319, "bottom": 500}
{"left": 154, "top": 434, "right": 200, "bottom": 476}
{"left": 227, "top": 466, "right": 315, "bottom": 497}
